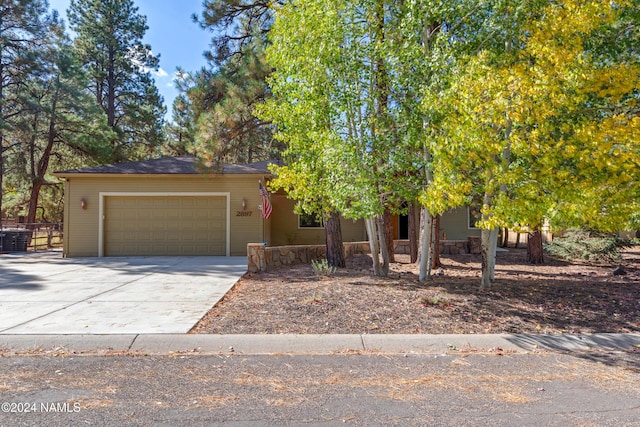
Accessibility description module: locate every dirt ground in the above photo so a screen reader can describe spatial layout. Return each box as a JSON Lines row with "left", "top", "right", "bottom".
{"left": 191, "top": 247, "right": 640, "bottom": 335}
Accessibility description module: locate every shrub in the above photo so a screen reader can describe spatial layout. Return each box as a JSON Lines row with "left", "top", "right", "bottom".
{"left": 544, "top": 229, "right": 632, "bottom": 263}
{"left": 420, "top": 294, "right": 452, "bottom": 309}
{"left": 311, "top": 258, "right": 337, "bottom": 276}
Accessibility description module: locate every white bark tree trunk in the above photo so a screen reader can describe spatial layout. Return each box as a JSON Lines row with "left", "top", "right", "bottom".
{"left": 365, "top": 217, "right": 379, "bottom": 274}
{"left": 480, "top": 228, "right": 492, "bottom": 289}
{"left": 481, "top": 227, "right": 499, "bottom": 288}
{"left": 480, "top": 187, "right": 499, "bottom": 289}
{"left": 488, "top": 227, "right": 499, "bottom": 281}
{"left": 365, "top": 216, "right": 389, "bottom": 277}
{"left": 419, "top": 207, "right": 433, "bottom": 281}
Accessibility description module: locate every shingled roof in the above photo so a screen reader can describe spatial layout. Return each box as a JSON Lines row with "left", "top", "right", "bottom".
{"left": 55, "top": 156, "right": 279, "bottom": 176}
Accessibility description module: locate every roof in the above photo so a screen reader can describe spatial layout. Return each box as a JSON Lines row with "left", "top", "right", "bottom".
{"left": 54, "top": 156, "right": 280, "bottom": 176}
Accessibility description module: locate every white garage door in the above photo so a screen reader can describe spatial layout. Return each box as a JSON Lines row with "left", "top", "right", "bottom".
{"left": 103, "top": 196, "right": 227, "bottom": 256}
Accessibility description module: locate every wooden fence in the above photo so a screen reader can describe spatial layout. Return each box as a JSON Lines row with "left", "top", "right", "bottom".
{"left": 0, "top": 222, "right": 63, "bottom": 252}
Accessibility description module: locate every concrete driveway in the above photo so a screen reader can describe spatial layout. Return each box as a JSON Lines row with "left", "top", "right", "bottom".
{"left": 0, "top": 252, "right": 246, "bottom": 334}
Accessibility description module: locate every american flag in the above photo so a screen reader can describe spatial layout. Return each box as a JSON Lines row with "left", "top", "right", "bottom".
{"left": 259, "top": 182, "right": 273, "bottom": 219}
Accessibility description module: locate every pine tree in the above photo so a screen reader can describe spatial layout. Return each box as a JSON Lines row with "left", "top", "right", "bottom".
{"left": 7, "top": 14, "right": 113, "bottom": 225}
{"left": 184, "top": 0, "right": 280, "bottom": 165}
{"left": 162, "top": 68, "right": 196, "bottom": 156}
{"left": 189, "top": 43, "right": 277, "bottom": 165}
{"left": 0, "top": 0, "right": 53, "bottom": 219}
{"left": 68, "top": 0, "right": 165, "bottom": 162}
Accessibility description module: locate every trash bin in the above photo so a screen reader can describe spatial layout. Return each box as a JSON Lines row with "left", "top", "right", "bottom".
{"left": 2, "top": 232, "right": 15, "bottom": 251}
{"left": 0, "top": 230, "right": 32, "bottom": 252}
{"left": 15, "top": 230, "right": 30, "bottom": 251}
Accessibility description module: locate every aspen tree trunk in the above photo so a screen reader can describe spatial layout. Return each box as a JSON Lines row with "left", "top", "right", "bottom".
{"left": 480, "top": 228, "right": 492, "bottom": 289}
{"left": 480, "top": 188, "right": 499, "bottom": 289}
{"left": 480, "top": 228, "right": 499, "bottom": 289}
{"left": 480, "top": 24, "right": 513, "bottom": 289}
{"left": 419, "top": 207, "right": 433, "bottom": 281}
{"left": 502, "top": 227, "right": 509, "bottom": 247}
{"left": 488, "top": 227, "right": 499, "bottom": 281}
{"left": 417, "top": 16, "right": 440, "bottom": 280}
{"left": 365, "top": 217, "right": 382, "bottom": 276}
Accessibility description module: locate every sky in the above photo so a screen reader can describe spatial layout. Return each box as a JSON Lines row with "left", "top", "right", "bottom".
{"left": 48, "top": 0, "right": 214, "bottom": 120}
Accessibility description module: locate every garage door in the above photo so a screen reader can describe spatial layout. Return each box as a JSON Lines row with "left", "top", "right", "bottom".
{"left": 104, "top": 196, "right": 227, "bottom": 256}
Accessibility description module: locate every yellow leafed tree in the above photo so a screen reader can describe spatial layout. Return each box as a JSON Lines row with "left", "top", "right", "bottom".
{"left": 429, "top": 0, "right": 639, "bottom": 288}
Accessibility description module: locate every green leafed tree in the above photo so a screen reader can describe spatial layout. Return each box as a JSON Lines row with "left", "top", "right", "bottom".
{"left": 260, "top": 0, "right": 426, "bottom": 276}
{"left": 392, "top": 0, "right": 504, "bottom": 280}
{"left": 68, "top": 0, "right": 165, "bottom": 162}
{"left": 428, "top": 0, "right": 639, "bottom": 288}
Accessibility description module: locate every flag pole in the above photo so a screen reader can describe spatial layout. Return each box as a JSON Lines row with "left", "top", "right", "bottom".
{"left": 259, "top": 179, "right": 264, "bottom": 244}
{"left": 259, "top": 178, "right": 273, "bottom": 244}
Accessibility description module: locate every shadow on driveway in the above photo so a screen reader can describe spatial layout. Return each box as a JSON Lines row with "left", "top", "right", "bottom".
{"left": 0, "top": 251, "right": 247, "bottom": 334}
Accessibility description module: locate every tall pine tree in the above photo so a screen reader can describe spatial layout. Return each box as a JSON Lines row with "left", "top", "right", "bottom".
{"left": 178, "top": 0, "right": 281, "bottom": 166}
{"left": 6, "top": 13, "right": 113, "bottom": 225}
{"left": 0, "top": 0, "right": 53, "bottom": 219}
{"left": 68, "top": 0, "right": 165, "bottom": 162}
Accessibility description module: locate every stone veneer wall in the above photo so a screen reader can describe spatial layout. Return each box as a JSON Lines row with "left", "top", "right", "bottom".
{"left": 248, "top": 237, "right": 481, "bottom": 273}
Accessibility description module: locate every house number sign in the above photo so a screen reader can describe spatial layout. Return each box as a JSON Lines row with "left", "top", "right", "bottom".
{"left": 236, "top": 211, "right": 253, "bottom": 217}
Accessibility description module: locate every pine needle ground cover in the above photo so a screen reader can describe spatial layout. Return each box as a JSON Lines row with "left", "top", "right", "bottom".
{"left": 192, "top": 248, "right": 640, "bottom": 335}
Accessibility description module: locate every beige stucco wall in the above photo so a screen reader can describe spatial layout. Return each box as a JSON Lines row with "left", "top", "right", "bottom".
{"left": 440, "top": 207, "right": 555, "bottom": 244}
{"left": 61, "top": 172, "right": 493, "bottom": 257}
{"left": 61, "top": 174, "right": 269, "bottom": 257}
{"left": 440, "top": 207, "right": 482, "bottom": 240}
{"left": 269, "top": 195, "right": 367, "bottom": 246}
{"left": 267, "top": 198, "right": 479, "bottom": 247}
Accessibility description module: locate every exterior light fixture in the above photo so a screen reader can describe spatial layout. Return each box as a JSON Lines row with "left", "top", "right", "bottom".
{"left": 80, "top": 198, "right": 87, "bottom": 210}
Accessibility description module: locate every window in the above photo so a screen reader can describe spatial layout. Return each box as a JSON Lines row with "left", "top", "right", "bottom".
{"left": 299, "top": 213, "right": 323, "bottom": 228}
{"left": 468, "top": 197, "right": 483, "bottom": 229}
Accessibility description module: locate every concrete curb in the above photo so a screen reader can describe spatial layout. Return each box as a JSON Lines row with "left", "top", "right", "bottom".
{"left": 0, "top": 333, "right": 638, "bottom": 355}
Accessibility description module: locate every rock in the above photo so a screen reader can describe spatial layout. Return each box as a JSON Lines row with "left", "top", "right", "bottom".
{"left": 613, "top": 266, "right": 626, "bottom": 276}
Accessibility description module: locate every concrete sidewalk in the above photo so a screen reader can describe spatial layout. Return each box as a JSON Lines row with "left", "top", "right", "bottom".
{"left": 1, "top": 333, "right": 638, "bottom": 355}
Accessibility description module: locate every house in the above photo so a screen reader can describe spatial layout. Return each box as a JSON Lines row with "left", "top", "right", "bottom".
{"left": 54, "top": 155, "right": 480, "bottom": 257}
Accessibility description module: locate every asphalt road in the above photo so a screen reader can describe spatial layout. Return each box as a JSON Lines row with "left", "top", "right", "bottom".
{"left": 1, "top": 350, "right": 639, "bottom": 426}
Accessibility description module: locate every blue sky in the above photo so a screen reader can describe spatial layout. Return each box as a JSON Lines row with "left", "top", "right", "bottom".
{"left": 48, "top": 0, "right": 213, "bottom": 120}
